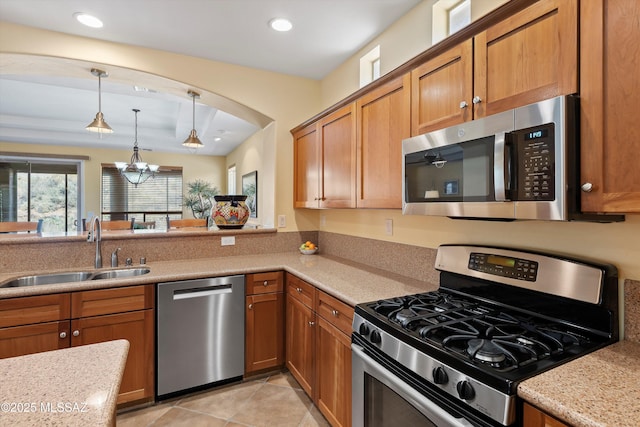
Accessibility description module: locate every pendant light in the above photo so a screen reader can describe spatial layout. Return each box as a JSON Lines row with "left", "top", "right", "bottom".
{"left": 115, "top": 109, "right": 159, "bottom": 187}
{"left": 182, "top": 90, "right": 204, "bottom": 148}
{"left": 86, "top": 68, "right": 113, "bottom": 133}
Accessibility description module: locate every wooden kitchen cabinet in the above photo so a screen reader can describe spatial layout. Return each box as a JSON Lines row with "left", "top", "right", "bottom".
{"left": 356, "top": 73, "right": 411, "bottom": 208}
{"left": 0, "top": 285, "right": 154, "bottom": 406}
{"left": 523, "top": 402, "right": 570, "bottom": 427}
{"left": 285, "top": 273, "right": 316, "bottom": 397}
{"left": 411, "top": 0, "right": 577, "bottom": 135}
{"left": 293, "top": 122, "right": 320, "bottom": 208}
{"left": 315, "top": 290, "right": 354, "bottom": 427}
{"left": 293, "top": 104, "right": 357, "bottom": 209}
{"left": 474, "top": 0, "right": 577, "bottom": 118}
{"left": 578, "top": 0, "right": 640, "bottom": 214}
{"left": 411, "top": 39, "right": 473, "bottom": 135}
{"left": 245, "top": 271, "right": 285, "bottom": 375}
{"left": 0, "top": 293, "right": 71, "bottom": 358}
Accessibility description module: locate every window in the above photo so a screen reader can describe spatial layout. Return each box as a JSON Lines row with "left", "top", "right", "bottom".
{"left": 228, "top": 164, "right": 236, "bottom": 194}
{"left": 0, "top": 157, "right": 83, "bottom": 232}
{"left": 432, "top": 0, "right": 471, "bottom": 44}
{"left": 101, "top": 165, "right": 182, "bottom": 229}
{"left": 360, "top": 45, "right": 381, "bottom": 87}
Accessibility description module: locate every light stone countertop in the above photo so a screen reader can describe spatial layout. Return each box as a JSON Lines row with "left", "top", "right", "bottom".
{"left": 518, "top": 340, "right": 640, "bottom": 427}
{"left": 0, "top": 339, "right": 129, "bottom": 427}
{"left": 0, "top": 252, "right": 438, "bottom": 306}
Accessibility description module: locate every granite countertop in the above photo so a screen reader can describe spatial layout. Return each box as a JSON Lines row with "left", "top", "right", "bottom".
{"left": 0, "top": 339, "right": 129, "bottom": 427}
{"left": 518, "top": 340, "right": 640, "bottom": 427}
{"left": 0, "top": 252, "right": 437, "bottom": 306}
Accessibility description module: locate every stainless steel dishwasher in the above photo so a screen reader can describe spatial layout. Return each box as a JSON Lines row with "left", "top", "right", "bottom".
{"left": 156, "top": 275, "right": 245, "bottom": 399}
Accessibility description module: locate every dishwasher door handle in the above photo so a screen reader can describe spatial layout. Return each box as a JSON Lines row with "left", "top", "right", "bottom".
{"left": 172, "top": 283, "right": 233, "bottom": 300}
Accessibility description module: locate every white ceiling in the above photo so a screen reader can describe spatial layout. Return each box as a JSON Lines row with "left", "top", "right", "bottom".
{"left": 0, "top": 0, "right": 423, "bottom": 156}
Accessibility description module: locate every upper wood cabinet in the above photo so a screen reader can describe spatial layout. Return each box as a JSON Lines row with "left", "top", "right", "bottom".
{"left": 579, "top": 0, "right": 640, "bottom": 214}
{"left": 474, "top": 0, "right": 578, "bottom": 118}
{"left": 357, "top": 73, "right": 411, "bottom": 208}
{"left": 319, "top": 104, "right": 357, "bottom": 208}
{"left": 411, "top": 0, "right": 578, "bottom": 135}
{"left": 293, "top": 104, "right": 357, "bottom": 209}
{"left": 411, "top": 40, "right": 473, "bottom": 135}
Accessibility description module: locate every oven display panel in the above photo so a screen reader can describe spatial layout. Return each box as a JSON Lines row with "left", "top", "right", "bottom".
{"left": 468, "top": 252, "right": 538, "bottom": 281}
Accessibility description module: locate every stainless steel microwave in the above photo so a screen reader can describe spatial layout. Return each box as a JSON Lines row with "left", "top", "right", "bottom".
{"left": 402, "top": 95, "right": 579, "bottom": 221}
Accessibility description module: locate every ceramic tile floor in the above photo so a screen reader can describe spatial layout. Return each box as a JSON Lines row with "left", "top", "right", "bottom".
{"left": 116, "top": 371, "right": 331, "bottom": 427}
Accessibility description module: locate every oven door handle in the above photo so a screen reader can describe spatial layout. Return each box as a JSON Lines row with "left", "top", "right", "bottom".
{"left": 352, "top": 344, "right": 476, "bottom": 427}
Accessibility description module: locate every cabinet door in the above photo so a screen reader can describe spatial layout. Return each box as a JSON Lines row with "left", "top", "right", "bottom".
{"left": 71, "top": 310, "right": 154, "bottom": 405}
{"left": 316, "top": 316, "right": 352, "bottom": 427}
{"left": 0, "top": 321, "right": 70, "bottom": 358}
{"left": 245, "top": 292, "right": 284, "bottom": 374}
{"left": 474, "top": 0, "right": 578, "bottom": 118}
{"left": 293, "top": 122, "right": 320, "bottom": 208}
{"left": 579, "top": 0, "right": 640, "bottom": 213}
{"left": 523, "top": 402, "right": 569, "bottom": 427}
{"left": 285, "top": 294, "right": 315, "bottom": 397}
{"left": 356, "top": 73, "right": 411, "bottom": 208}
{"left": 319, "top": 104, "right": 357, "bottom": 208}
{"left": 411, "top": 39, "right": 473, "bottom": 135}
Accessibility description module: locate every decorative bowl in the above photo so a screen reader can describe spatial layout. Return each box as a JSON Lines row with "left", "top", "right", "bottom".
{"left": 211, "top": 195, "right": 250, "bottom": 229}
{"left": 299, "top": 247, "right": 318, "bottom": 255}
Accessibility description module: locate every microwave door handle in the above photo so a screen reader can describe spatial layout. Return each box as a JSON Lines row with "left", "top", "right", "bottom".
{"left": 494, "top": 132, "right": 507, "bottom": 201}
{"left": 504, "top": 132, "right": 515, "bottom": 197}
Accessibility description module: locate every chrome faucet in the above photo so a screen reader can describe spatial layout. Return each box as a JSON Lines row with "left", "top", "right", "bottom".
{"left": 87, "top": 216, "right": 103, "bottom": 268}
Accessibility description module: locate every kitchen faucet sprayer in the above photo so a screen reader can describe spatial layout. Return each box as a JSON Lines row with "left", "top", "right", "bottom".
{"left": 87, "top": 216, "right": 103, "bottom": 268}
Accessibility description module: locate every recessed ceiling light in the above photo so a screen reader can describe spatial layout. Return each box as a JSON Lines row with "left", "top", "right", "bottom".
{"left": 74, "top": 12, "right": 103, "bottom": 28}
{"left": 214, "top": 137, "right": 222, "bottom": 142}
{"left": 269, "top": 18, "right": 293, "bottom": 32}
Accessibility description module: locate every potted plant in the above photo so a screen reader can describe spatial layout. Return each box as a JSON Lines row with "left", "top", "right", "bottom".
{"left": 183, "top": 180, "right": 220, "bottom": 219}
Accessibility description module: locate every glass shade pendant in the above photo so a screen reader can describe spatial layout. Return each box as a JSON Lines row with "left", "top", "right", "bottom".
{"left": 115, "top": 109, "right": 159, "bottom": 187}
{"left": 86, "top": 68, "right": 113, "bottom": 134}
{"left": 182, "top": 90, "right": 204, "bottom": 148}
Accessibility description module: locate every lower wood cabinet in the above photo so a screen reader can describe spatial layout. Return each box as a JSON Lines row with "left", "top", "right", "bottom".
{"left": 0, "top": 284, "right": 154, "bottom": 407}
{"left": 245, "top": 272, "right": 285, "bottom": 375}
{"left": 523, "top": 402, "right": 570, "bottom": 427}
{"left": 285, "top": 273, "right": 354, "bottom": 427}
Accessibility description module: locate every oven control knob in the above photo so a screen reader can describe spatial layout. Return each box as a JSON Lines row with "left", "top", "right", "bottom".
{"left": 432, "top": 366, "right": 449, "bottom": 385}
{"left": 359, "top": 323, "right": 370, "bottom": 336}
{"left": 456, "top": 380, "right": 475, "bottom": 400}
{"left": 369, "top": 330, "right": 382, "bottom": 344}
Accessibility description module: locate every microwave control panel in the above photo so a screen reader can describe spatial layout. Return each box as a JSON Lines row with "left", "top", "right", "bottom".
{"left": 468, "top": 252, "right": 539, "bottom": 282}
{"left": 513, "top": 123, "right": 555, "bottom": 201}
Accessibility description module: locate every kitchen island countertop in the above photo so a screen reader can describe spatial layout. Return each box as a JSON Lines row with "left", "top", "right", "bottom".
{"left": 0, "top": 339, "right": 129, "bottom": 427}
{"left": 518, "top": 339, "right": 640, "bottom": 427}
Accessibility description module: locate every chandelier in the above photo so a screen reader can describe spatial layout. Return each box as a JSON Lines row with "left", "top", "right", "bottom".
{"left": 115, "top": 109, "right": 159, "bottom": 187}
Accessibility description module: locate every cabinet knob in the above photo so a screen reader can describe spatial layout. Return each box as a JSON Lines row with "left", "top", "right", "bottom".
{"left": 59, "top": 332, "right": 67, "bottom": 339}
{"left": 263, "top": 281, "right": 269, "bottom": 286}
{"left": 73, "top": 330, "right": 80, "bottom": 337}
{"left": 308, "top": 321, "right": 315, "bottom": 327}
{"left": 581, "top": 182, "right": 594, "bottom": 193}
{"left": 472, "top": 96, "right": 482, "bottom": 104}
{"left": 331, "top": 309, "right": 339, "bottom": 317}
{"left": 248, "top": 303, "right": 253, "bottom": 310}
{"left": 459, "top": 101, "right": 468, "bottom": 109}
{"left": 296, "top": 287, "right": 302, "bottom": 293}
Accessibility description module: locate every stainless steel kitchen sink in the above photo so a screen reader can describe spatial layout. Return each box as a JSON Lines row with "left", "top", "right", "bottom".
{"left": 90, "top": 267, "right": 151, "bottom": 280}
{"left": 0, "top": 267, "right": 151, "bottom": 288}
{"left": 1, "top": 271, "right": 94, "bottom": 288}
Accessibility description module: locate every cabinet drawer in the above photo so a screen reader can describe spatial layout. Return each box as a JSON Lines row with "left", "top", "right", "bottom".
{"left": 286, "top": 273, "right": 316, "bottom": 308}
{"left": 71, "top": 284, "right": 154, "bottom": 318}
{"left": 316, "top": 290, "right": 354, "bottom": 337}
{"left": 247, "top": 271, "right": 283, "bottom": 295}
{"left": 0, "top": 294, "right": 70, "bottom": 328}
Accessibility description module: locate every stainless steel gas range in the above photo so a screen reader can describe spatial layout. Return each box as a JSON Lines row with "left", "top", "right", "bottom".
{"left": 352, "top": 244, "right": 619, "bottom": 427}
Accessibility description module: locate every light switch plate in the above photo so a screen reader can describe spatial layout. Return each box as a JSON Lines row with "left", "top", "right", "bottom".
{"left": 221, "top": 236, "right": 235, "bottom": 246}
{"left": 278, "top": 215, "right": 286, "bottom": 228}
{"left": 385, "top": 218, "right": 393, "bottom": 236}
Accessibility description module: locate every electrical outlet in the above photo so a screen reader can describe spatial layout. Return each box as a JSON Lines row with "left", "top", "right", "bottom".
{"left": 385, "top": 218, "right": 393, "bottom": 236}
{"left": 221, "top": 236, "right": 235, "bottom": 246}
{"left": 320, "top": 214, "right": 326, "bottom": 227}
{"left": 278, "top": 215, "right": 286, "bottom": 228}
